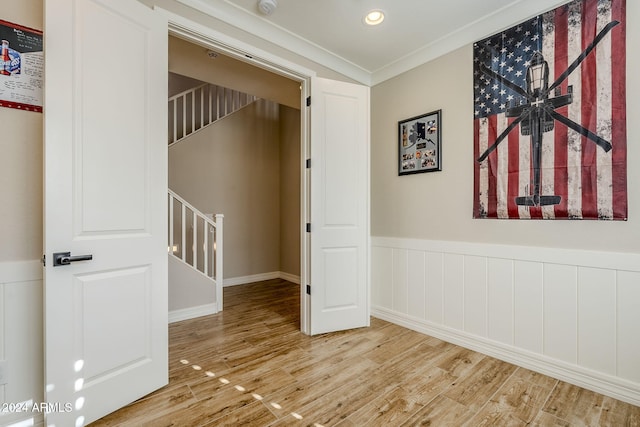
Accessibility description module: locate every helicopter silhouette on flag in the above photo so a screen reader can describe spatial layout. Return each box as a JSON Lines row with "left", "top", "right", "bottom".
{"left": 476, "top": 20, "right": 619, "bottom": 207}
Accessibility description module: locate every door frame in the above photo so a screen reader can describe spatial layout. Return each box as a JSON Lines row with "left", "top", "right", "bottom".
{"left": 159, "top": 8, "right": 314, "bottom": 333}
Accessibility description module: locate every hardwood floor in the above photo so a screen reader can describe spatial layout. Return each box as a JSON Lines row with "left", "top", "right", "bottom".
{"left": 90, "top": 279, "right": 640, "bottom": 426}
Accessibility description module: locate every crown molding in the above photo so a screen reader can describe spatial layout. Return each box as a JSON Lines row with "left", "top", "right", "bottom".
{"left": 176, "top": 0, "right": 372, "bottom": 85}
{"left": 176, "top": 0, "right": 572, "bottom": 87}
{"left": 370, "top": 0, "right": 572, "bottom": 85}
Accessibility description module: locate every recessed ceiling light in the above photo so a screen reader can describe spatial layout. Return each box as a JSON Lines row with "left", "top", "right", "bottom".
{"left": 364, "top": 10, "right": 385, "bottom": 26}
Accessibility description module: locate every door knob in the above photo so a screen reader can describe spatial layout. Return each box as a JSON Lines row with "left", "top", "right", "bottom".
{"left": 53, "top": 252, "right": 93, "bottom": 267}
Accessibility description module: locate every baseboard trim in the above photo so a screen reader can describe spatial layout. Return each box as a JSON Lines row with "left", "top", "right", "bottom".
{"left": 279, "top": 271, "right": 301, "bottom": 284}
{"left": 223, "top": 271, "right": 301, "bottom": 287}
{"left": 169, "top": 272, "right": 301, "bottom": 322}
{"left": 223, "top": 272, "right": 280, "bottom": 287}
{"left": 372, "top": 305, "right": 640, "bottom": 407}
{"left": 169, "top": 303, "right": 218, "bottom": 323}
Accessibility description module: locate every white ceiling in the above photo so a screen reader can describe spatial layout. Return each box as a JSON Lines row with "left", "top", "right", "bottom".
{"left": 176, "top": 0, "right": 571, "bottom": 85}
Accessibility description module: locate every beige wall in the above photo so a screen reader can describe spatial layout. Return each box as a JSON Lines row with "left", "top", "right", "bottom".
{"left": 279, "top": 105, "right": 301, "bottom": 277}
{"left": 0, "top": 1, "right": 43, "bottom": 262}
{"left": 169, "top": 99, "right": 301, "bottom": 279}
{"left": 371, "top": 14, "right": 639, "bottom": 253}
{"left": 168, "top": 72, "right": 204, "bottom": 97}
{"left": 169, "top": 36, "right": 301, "bottom": 109}
{"left": 0, "top": 2, "right": 44, "bottom": 424}
{"left": 370, "top": 4, "right": 640, "bottom": 401}
{"left": 2, "top": 0, "right": 636, "bottom": 417}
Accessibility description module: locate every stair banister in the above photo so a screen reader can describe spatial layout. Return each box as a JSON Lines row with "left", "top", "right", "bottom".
{"left": 168, "top": 189, "right": 224, "bottom": 310}
{"left": 168, "top": 83, "right": 257, "bottom": 146}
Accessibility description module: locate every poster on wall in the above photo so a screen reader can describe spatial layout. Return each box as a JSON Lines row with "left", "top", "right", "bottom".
{"left": 0, "top": 19, "right": 43, "bottom": 112}
{"left": 398, "top": 110, "right": 442, "bottom": 175}
{"left": 473, "top": 0, "right": 626, "bottom": 220}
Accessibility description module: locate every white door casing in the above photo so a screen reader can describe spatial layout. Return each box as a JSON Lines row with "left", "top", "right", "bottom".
{"left": 309, "top": 77, "right": 370, "bottom": 335}
{"left": 162, "top": 14, "right": 371, "bottom": 336}
{"left": 43, "top": 0, "right": 168, "bottom": 425}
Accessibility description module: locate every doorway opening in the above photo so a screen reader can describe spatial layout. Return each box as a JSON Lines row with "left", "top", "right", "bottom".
{"left": 166, "top": 32, "right": 310, "bottom": 333}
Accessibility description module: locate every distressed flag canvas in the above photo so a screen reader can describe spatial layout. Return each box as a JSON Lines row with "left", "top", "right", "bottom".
{"left": 473, "top": 0, "right": 626, "bottom": 219}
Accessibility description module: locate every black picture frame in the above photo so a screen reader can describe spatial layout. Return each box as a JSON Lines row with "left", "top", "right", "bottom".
{"left": 398, "top": 109, "right": 442, "bottom": 175}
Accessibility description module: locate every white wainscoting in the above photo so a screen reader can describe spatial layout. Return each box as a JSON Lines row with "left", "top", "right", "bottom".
{"left": 371, "top": 236, "right": 640, "bottom": 406}
{"left": 0, "top": 260, "right": 44, "bottom": 427}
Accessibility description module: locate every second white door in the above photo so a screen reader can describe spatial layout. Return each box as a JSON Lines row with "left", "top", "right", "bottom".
{"left": 309, "top": 77, "right": 370, "bottom": 335}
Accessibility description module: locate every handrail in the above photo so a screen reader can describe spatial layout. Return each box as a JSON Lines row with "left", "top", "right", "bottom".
{"left": 168, "top": 83, "right": 208, "bottom": 103}
{"left": 168, "top": 189, "right": 224, "bottom": 310}
{"left": 168, "top": 83, "right": 257, "bottom": 146}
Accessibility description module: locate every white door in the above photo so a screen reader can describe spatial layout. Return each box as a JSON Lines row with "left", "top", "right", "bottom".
{"left": 309, "top": 77, "right": 370, "bottom": 335}
{"left": 43, "top": 0, "right": 168, "bottom": 425}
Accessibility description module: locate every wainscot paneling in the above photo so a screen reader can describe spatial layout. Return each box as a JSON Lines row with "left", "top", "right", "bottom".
{"left": 0, "top": 260, "right": 44, "bottom": 427}
{"left": 618, "top": 271, "right": 640, "bottom": 383}
{"left": 487, "top": 257, "right": 513, "bottom": 345}
{"left": 371, "top": 237, "right": 640, "bottom": 406}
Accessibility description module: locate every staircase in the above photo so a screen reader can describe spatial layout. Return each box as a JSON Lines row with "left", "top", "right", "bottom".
{"left": 168, "top": 189, "right": 224, "bottom": 314}
{"left": 168, "top": 82, "right": 258, "bottom": 146}
{"left": 168, "top": 81, "right": 256, "bottom": 318}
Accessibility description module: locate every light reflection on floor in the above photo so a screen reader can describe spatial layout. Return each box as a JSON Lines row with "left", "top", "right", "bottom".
{"left": 178, "top": 357, "right": 325, "bottom": 425}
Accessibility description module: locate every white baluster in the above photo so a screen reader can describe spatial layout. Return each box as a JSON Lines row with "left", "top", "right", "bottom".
{"left": 181, "top": 203, "right": 186, "bottom": 262}
{"left": 192, "top": 210, "right": 197, "bottom": 270}
{"left": 168, "top": 191, "right": 223, "bottom": 307}
{"left": 190, "top": 91, "right": 195, "bottom": 136}
{"left": 172, "top": 99, "right": 177, "bottom": 144}
{"left": 217, "top": 86, "right": 223, "bottom": 120}
{"left": 169, "top": 193, "right": 174, "bottom": 254}
{"left": 200, "top": 87, "right": 204, "bottom": 130}
{"left": 208, "top": 85, "right": 212, "bottom": 125}
{"left": 168, "top": 83, "right": 258, "bottom": 146}
{"left": 215, "top": 214, "right": 224, "bottom": 311}
{"left": 203, "top": 221, "right": 209, "bottom": 276}
{"left": 182, "top": 93, "right": 187, "bottom": 140}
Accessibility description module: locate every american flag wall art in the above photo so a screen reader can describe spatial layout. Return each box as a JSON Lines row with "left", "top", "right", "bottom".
{"left": 473, "top": 0, "right": 626, "bottom": 220}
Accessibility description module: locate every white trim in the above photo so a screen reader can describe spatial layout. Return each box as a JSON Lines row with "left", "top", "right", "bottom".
{"left": 223, "top": 271, "right": 301, "bottom": 287}
{"left": 372, "top": 236, "right": 640, "bottom": 272}
{"left": 169, "top": 303, "right": 218, "bottom": 323}
{"left": 300, "top": 76, "right": 310, "bottom": 336}
{"left": 370, "top": 236, "right": 640, "bottom": 407}
{"left": 370, "top": 0, "right": 573, "bottom": 85}
{"left": 166, "top": 0, "right": 572, "bottom": 86}
{"left": 0, "top": 262, "right": 44, "bottom": 427}
{"left": 172, "top": 0, "right": 371, "bottom": 85}
{"left": 169, "top": 271, "right": 300, "bottom": 322}
{"left": 159, "top": 6, "right": 313, "bottom": 334}
{"left": 157, "top": 7, "right": 316, "bottom": 83}
{"left": 279, "top": 271, "right": 301, "bottom": 285}
{"left": 223, "top": 272, "right": 279, "bottom": 287}
{"left": 372, "top": 305, "right": 640, "bottom": 406}
{"left": 0, "top": 260, "right": 43, "bottom": 283}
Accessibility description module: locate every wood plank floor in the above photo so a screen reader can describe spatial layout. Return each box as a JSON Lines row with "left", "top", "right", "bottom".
{"left": 90, "top": 279, "right": 640, "bottom": 426}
